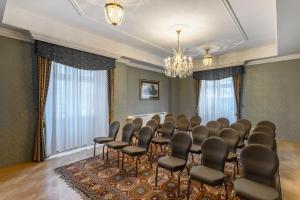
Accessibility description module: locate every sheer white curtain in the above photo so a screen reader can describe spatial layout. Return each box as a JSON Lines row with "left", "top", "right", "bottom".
{"left": 199, "top": 77, "right": 237, "bottom": 124}
{"left": 45, "top": 62, "right": 109, "bottom": 155}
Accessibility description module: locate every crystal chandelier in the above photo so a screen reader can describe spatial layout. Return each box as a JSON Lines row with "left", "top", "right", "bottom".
{"left": 104, "top": 0, "right": 124, "bottom": 26}
{"left": 164, "top": 29, "right": 193, "bottom": 78}
{"left": 203, "top": 49, "right": 213, "bottom": 66}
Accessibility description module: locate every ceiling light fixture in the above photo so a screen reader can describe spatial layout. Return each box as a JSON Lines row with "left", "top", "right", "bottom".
{"left": 164, "top": 29, "right": 193, "bottom": 78}
{"left": 203, "top": 49, "right": 213, "bottom": 66}
{"left": 104, "top": 0, "right": 124, "bottom": 26}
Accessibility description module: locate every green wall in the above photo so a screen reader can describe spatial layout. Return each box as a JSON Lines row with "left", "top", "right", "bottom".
{"left": 242, "top": 59, "right": 300, "bottom": 141}
{"left": 0, "top": 36, "right": 36, "bottom": 167}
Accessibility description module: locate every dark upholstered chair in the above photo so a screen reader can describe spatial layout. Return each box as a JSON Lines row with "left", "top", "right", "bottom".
{"left": 237, "top": 119, "right": 252, "bottom": 139}
{"left": 155, "top": 132, "right": 192, "bottom": 197}
{"left": 164, "top": 116, "right": 176, "bottom": 126}
{"left": 177, "top": 117, "right": 190, "bottom": 132}
{"left": 177, "top": 114, "right": 187, "bottom": 124}
{"left": 132, "top": 118, "right": 143, "bottom": 144}
{"left": 152, "top": 122, "right": 175, "bottom": 154}
{"left": 106, "top": 123, "right": 134, "bottom": 166}
{"left": 190, "top": 115, "right": 201, "bottom": 128}
{"left": 146, "top": 119, "right": 158, "bottom": 136}
{"left": 248, "top": 132, "right": 275, "bottom": 150}
{"left": 93, "top": 121, "right": 120, "bottom": 158}
{"left": 217, "top": 117, "right": 230, "bottom": 129}
{"left": 152, "top": 114, "right": 161, "bottom": 126}
{"left": 232, "top": 144, "right": 279, "bottom": 200}
{"left": 229, "top": 122, "right": 247, "bottom": 148}
{"left": 190, "top": 125, "right": 209, "bottom": 162}
{"left": 187, "top": 137, "right": 229, "bottom": 199}
{"left": 206, "top": 120, "right": 221, "bottom": 136}
{"left": 219, "top": 128, "right": 240, "bottom": 178}
{"left": 257, "top": 120, "right": 276, "bottom": 132}
{"left": 165, "top": 113, "right": 174, "bottom": 119}
{"left": 121, "top": 126, "right": 153, "bottom": 176}
{"left": 253, "top": 125, "right": 276, "bottom": 139}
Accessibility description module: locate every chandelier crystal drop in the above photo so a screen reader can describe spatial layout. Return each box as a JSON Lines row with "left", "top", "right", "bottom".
{"left": 203, "top": 49, "right": 213, "bottom": 66}
{"left": 164, "top": 29, "right": 193, "bottom": 78}
{"left": 104, "top": 1, "right": 124, "bottom": 26}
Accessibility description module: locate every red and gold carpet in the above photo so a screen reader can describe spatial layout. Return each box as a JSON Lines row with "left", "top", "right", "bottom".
{"left": 56, "top": 150, "right": 238, "bottom": 200}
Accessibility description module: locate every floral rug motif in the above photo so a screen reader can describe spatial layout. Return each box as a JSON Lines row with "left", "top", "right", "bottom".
{"left": 56, "top": 149, "right": 240, "bottom": 200}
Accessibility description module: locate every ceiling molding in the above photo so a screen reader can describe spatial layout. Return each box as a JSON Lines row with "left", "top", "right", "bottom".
{"left": 68, "top": 0, "right": 171, "bottom": 54}
{"left": 221, "top": 0, "right": 248, "bottom": 41}
{"left": 0, "top": 26, "right": 32, "bottom": 42}
{"left": 117, "top": 58, "right": 164, "bottom": 74}
{"left": 246, "top": 53, "right": 300, "bottom": 66}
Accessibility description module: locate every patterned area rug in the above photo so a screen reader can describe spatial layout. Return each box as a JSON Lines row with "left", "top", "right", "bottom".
{"left": 56, "top": 148, "right": 239, "bottom": 200}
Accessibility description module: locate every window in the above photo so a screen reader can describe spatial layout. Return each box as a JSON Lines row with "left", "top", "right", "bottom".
{"left": 45, "top": 62, "right": 109, "bottom": 155}
{"left": 199, "top": 77, "right": 236, "bottom": 124}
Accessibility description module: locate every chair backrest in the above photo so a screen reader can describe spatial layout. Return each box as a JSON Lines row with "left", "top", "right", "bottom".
{"left": 146, "top": 119, "right": 158, "bottom": 136}
{"left": 177, "top": 114, "right": 187, "bottom": 123}
{"left": 192, "top": 125, "right": 209, "bottom": 146}
{"left": 132, "top": 118, "right": 143, "bottom": 132}
{"left": 121, "top": 123, "right": 134, "bottom": 144}
{"left": 237, "top": 119, "right": 252, "bottom": 137}
{"left": 190, "top": 115, "right": 201, "bottom": 128}
{"left": 218, "top": 128, "right": 240, "bottom": 153}
{"left": 160, "top": 122, "right": 175, "bottom": 139}
{"left": 241, "top": 144, "right": 279, "bottom": 186}
{"left": 171, "top": 132, "right": 192, "bottom": 161}
{"left": 109, "top": 121, "right": 120, "bottom": 140}
{"left": 217, "top": 117, "right": 230, "bottom": 129}
{"left": 165, "top": 113, "right": 174, "bottom": 119}
{"left": 152, "top": 114, "right": 161, "bottom": 125}
{"left": 137, "top": 126, "right": 153, "bottom": 151}
{"left": 248, "top": 132, "right": 275, "bottom": 150}
{"left": 229, "top": 122, "right": 246, "bottom": 142}
{"left": 206, "top": 121, "right": 221, "bottom": 136}
{"left": 257, "top": 120, "right": 276, "bottom": 132}
{"left": 177, "top": 118, "right": 190, "bottom": 132}
{"left": 201, "top": 137, "right": 229, "bottom": 172}
{"left": 253, "top": 125, "right": 275, "bottom": 138}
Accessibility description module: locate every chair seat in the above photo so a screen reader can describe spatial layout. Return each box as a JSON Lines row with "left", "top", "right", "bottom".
{"left": 227, "top": 152, "right": 237, "bottom": 161}
{"left": 190, "top": 165, "right": 224, "bottom": 186}
{"left": 93, "top": 137, "right": 114, "bottom": 144}
{"left": 152, "top": 137, "right": 170, "bottom": 144}
{"left": 122, "top": 146, "right": 146, "bottom": 156}
{"left": 158, "top": 156, "right": 186, "bottom": 171}
{"left": 233, "top": 178, "right": 279, "bottom": 200}
{"left": 237, "top": 141, "right": 246, "bottom": 148}
{"left": 107, "top": 141, "right": 129, "bottom": 149}
{"left": 190, "top": 144, "right": 202, "bottom": 154}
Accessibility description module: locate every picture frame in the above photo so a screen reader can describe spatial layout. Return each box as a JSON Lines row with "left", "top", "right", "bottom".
{"left": 139, "top": 79, "right": 160, "bottom": 100}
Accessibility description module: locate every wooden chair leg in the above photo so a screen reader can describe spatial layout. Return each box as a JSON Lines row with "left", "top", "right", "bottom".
{"left": 224, "top": 182, "right": 228, "bottom": 200}
{"left": 93, "top": 142, "right": 96, "bottom": 157}
{"left": 121, "top": 152, "right": 125, "bottom": 170}
{"left": 236, "top": 159, "right": 239, "bottom": 174}
{"left": 147, "top": 153, "right": 152, "bottom": 168}
{"left": 106, "top": 147, "right": 109, "bottom": 162}
{"left": 177, "top": 170, "right": 183, "bottom": 197}
{"left": 155, "top": 165, "right": 159, "bottom": 187}
{"left": 135, "top": 157, "right": 138, "bottom": 177}
{"left": 102, "top": 144, "right": 106, "bottom": 160}
{"left": 187, "top": 178, "right": 191, "bottom": 200}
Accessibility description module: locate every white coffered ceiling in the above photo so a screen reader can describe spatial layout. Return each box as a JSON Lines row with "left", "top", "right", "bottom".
{"left": 1, "top": 0, "right": 299, "bottom": 69}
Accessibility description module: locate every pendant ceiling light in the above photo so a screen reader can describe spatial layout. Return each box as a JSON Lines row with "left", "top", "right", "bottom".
{"left": 164, "top": 29, "right": 193, "bottom": 78}
{"left": 203, "top": 49, "right": 213, "bottom": 66}
{"left": 104, "top": 0, "right": 124, "bottom": 26}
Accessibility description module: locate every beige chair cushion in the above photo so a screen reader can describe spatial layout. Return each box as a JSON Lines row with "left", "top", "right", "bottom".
{"left": 227, "top": 152, "right": 237, "bottom": 161}
{"left": 233, "top": 178, "right": 279, "bottom": 200}
{"left": 122, "top": 146, "right": 146, "bottom": 156}
{"left": 152, "top": 137, "right": 170, "bottom": 144}
{"left": 107, "top": 141, "right": 129, "bottom": 149}
{"left": 93, "top": 137, "right": 113, "bottom": 144}
{"left": 158, "top": 156, "right": 186, "bottom": 171}
{"left": 190, "top": 165, "right": 224, "bottom": 186}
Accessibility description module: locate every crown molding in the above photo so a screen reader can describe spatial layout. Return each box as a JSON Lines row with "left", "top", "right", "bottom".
{"left": 246, "top": 53, "right": 300, "bottom": 66}
{"left": 0, "top": 26, "right": 32, "bottom": 42}
{"left": 117, "top": 58, "right": 164, "bottom": 74}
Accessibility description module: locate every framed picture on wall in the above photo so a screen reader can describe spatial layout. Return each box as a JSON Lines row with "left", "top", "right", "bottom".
{"left": 139, "top": 79, "right": 160, "bottom": 100}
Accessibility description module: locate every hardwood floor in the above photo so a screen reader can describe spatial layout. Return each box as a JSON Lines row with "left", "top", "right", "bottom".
{"left": 0, "top": 140, "right": 300, "bottom": 200}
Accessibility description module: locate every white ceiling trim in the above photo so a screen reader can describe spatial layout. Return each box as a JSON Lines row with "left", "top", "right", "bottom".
{"left": 117, "top": 58, "right": 164, "bottom": 73}
{"left": 0, "top": 26, "right": 32, "bottom": 42}
{"left": 246, "top": 53, "right": 300, "bottom": 66}
{"left": 221, "top": 0, "right": 248, "bottom": 41}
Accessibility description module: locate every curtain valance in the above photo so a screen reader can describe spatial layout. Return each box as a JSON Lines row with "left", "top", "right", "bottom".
{"left": 193, "top": 65, "right": 244, "bottom": 80}
{"left": 34, "top": 40, "right": 115, "bottom": 70}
